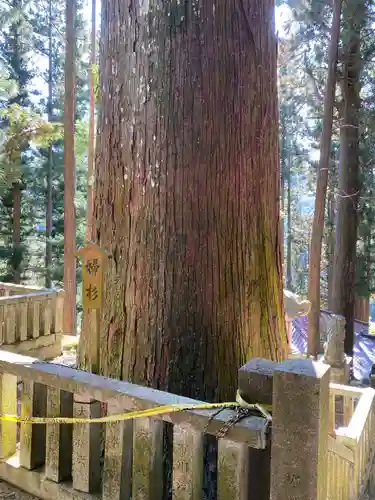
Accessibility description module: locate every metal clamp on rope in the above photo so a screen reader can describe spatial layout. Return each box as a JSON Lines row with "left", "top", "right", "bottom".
{"left": 235, "top": 390, "right": 272, "bottom": 422}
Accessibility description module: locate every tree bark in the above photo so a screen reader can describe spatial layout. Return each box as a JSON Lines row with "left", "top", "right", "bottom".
{"left": 331, "top": 0, "right": 364, "bottom": 355}
{"left": 280, "top": 108, "right": 286, "bottom": 273}
{"left": 307, "top": 0, "right": 342, "bottom": 357}
{"left": 12, "top": 183, "right": 21, "bottom": 284}
{"left": 354, "top": 295, "right": 369, "bottom": 323}
{"left": 92, "top": 0, "right": 287, "bottom": 401}
{"left": 63, "top": 0, "right": 76, "bottom": 335}
{"left": 286, "top": 151, "right": 292, "bottom": 290}
{"left": 85, "top": 0, "right": 96, "bottom": 242}
{"left": 326, "top": 188, "right": 335, "bottom": 309}
{"left": 9, "top": 0, "right": 24, "bottom": 285}
{"left": 79, "top": 0, "right": 97, "bottom": 371}
{"left": 45, "top": 0, "right": 53, "bottom": 289}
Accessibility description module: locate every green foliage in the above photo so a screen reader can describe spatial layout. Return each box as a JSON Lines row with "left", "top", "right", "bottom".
{"left": 0, "top": 0, "right": 89, "bottom": 295}
{"left": 279, "top": 0, "right": 375, "bottom": 306}
{"left": 91, "top": 63, "right": 99, "bottom": 102}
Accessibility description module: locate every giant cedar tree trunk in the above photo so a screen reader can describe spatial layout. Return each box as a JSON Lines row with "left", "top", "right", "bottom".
{"left": 92, "top": 0, "right": 287, "bottom": 401}
{"left": 307, "top": 0, "right": 341, "bottom": 357}
{"left": 331, "top": 0, "right": 364, "bottom": 356}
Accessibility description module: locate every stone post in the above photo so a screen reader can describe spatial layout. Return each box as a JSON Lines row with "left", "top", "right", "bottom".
{"left": 370, "top": 364, "right": 375, "bottom": 389}
{"left": 321, "top": 314, "right": 351, "bottom": 383}
{"left": 270, "top": 358, "right": 330, "bottom": 500}
{"left": 238, "top": 358, "right": 278, "bottom": 406}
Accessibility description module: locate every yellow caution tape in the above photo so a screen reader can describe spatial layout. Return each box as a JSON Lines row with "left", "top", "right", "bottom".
{"left": 235, "top": 391, "right": 272, "bottom": 421}
{"left": 0, "top": 393, "right": 272, "bottom": 425}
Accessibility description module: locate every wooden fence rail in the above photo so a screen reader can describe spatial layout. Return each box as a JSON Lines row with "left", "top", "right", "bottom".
{"left": 0, "top": 350, "right": 268, "bottom": 500}
{"left": 0, "top": 283, "right": 63, "bottom": 360}
{"left": 327, "top": 384, "right": 375, "bottom": 500}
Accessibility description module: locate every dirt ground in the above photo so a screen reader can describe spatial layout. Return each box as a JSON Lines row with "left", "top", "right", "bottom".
{"left": 0, "top": 481, "right": 39, "bottom": 500}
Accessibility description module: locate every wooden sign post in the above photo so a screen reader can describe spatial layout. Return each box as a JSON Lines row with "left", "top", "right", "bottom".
{"left": 76, "top": 242, "right": 107, "bottom": 373}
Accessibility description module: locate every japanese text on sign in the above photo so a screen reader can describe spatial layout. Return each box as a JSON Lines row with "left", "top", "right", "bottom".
{"left": 76, "top": 243, "right": 106, "bottom": 310}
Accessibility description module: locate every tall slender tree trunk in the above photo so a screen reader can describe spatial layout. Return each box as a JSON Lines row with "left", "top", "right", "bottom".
{"left": 12, "top": 183, "right": 21, "bottom": 283}
{"left": 79, "top": 0, "right": 97, "bottom": 370}
{"left": 307, "top": 0, "right": 342, "bottom": 357}
{"left": 93, "top": 0, "right": 287, "bottom": 401}
{"left": 85, "top": 0, "right": 96, "bottom": 242}
{"left": 10, "top": 0, "right": 23, "bottom": 285}
{"left": 280, "top": 108, "right": 286, "bottom": 274}
{"left": 327, "top": 147, "right": 337, "bottom": 309}
{"left": 286, "top": 152, "right": 292, "bottom": 290}
{"left": 45, "top": 0, "right": 53, "bottom": 289}
{"left": 354, "top": 295, "right": 369, "bottom": 322}
{"left": 63, "top": 0, "right": 76, "bottom": 335}
{"left": 326, "top": 188, "right": 335, "bottom": 309}
{"left": 332, "top": 0, "right": 364, "bottom": 355}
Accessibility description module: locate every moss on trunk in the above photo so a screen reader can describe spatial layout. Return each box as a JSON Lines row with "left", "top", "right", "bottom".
{"left": 88, "top": 0, "right": 287, "bottom": 401}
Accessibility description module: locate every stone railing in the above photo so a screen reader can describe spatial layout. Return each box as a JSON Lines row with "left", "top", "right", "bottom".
{"left": 0, "top": 350, "right": 268, "bottom": 500}
{"left": 0, "top": 349, "right": 373, "bottom": 500}
{"left": 0, "top": 282, "right": 64, "bottom": 360}
{"left": 239, "top": 358, "right": 375, "bottom": 500}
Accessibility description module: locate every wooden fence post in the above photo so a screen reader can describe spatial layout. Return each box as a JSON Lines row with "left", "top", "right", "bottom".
{"left": 270, "top": 358, "right": 330, "bottom": 500}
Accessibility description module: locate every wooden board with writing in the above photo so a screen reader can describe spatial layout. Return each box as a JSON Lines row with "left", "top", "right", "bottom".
{"left": 76, "top": 243, "right": 106, "bottom": 310}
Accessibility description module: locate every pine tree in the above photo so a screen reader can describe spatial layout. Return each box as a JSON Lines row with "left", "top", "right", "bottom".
{"left": 307, "top": 0, "right": 342, "bottom": 357}
{"left": 0, "top": 0, "right": 34, "bottom": 282}
{"left": 331, "top": 0, "right": 366, "bottom": 354}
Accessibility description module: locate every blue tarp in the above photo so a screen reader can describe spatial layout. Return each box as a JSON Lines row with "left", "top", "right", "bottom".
{"left": 292, "top": 312, "right": 373, "bottom": 380}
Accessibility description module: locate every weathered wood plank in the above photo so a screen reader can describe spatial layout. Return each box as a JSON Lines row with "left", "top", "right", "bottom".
{"left": 343, "top": 395, "right": 354, "bottom": 426}
{"left": 18, "top": 300, "right": 28, "bottom": 341}
{"left": 329, "top": 383, "right": 366, "bottom": 398}
{"left": 72, "top": 395, "right": 101, "bottom": 493}
{"left": 20, "top": 381, "right": 47, "bottom": 469}
{"left": 102, "top": 403, "right": 133, "bottom": 500}
{"left": 132, "top": 417, "right": 163, "bottom": 500}
{"left": 0, "top": 291, "right": 56, "bottom": 305}
{"left": 346, "top": 389, "right": 375, "bottom": 440}
{"left": 27, "top": 300, "right": 40, "bottom": 339}
{"left": 0, "top": 351, "right": 267, "bottom": 448}
{"left": 0, "top": 306, "right": 5, "bottom": 345}
{"left": 5, "top": 304, "right": 16, "bottom": 344}
{"left": 40, "top": 297, "right": 52, "bottom": 336}
{"left": 172, "top": 423, "right": 203, "bottom": 500}
{"left": 329, "top": 393, "right": 336, "bottom": 434}
{"left": 218, "top": 439, "right": 249, "bottom": 500}
{"left": 0, "top": 373, "right": 17, "bottom": 458}
{"left": 52, "top": 291, "right": 64, "bottom": 334}
{"left": 0, "top": 282, "right": 47, "bottom": 295}
{"left": 45, "top": 387, "right": 73, "bottom": 482}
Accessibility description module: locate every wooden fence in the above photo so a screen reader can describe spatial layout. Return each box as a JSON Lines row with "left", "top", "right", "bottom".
{"left": 0, "top": 282, "right": 64, "bottom": 360}
{"left": 328, "top": 384, "right": 375, "bottom": 500}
